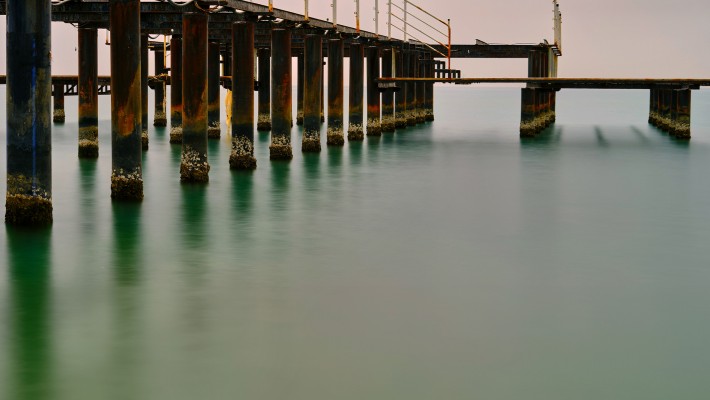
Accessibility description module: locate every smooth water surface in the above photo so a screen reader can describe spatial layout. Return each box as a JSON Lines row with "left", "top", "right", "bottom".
{"left": 2, "top": 87, "right": 710, "bottom": 399}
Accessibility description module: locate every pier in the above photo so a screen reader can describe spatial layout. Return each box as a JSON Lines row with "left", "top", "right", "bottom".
{"left": 1, "top": 0, "right": 707, "bottom": 225}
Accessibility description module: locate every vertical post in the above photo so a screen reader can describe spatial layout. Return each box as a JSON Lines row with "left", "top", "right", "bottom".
{"left": 53, "top": 84, "right": 65, "bottom": 123}
{"left": 320, "top": 59, "right": 325, "bottom": 123}
{"left": 348, "top": 42, "right": 365, "bottom": 141}
{"left": 381, "top": 47, "right": 395, "bottom": 132}
{"left": 394, "top": 47, "right": 407, "bottom": 128}
{"left": 675, "top": 89, "right": 691, "bottom": 139}
{"left": 230, "top": 21, "right": 257, "bottom": 170}
{"left": 424, "top": 52, "right": 434, "bottom": 121}
{"left": 326, "top": 38, "right": 345, "bottom": 146}
{"left": 208, "top": 41, "right": 221, "bottom": 139}
{"left": 520, "top": 88, "right": 536, "bottom": 137}
{"left": 78, "top": 27, "right": 99, "bottom": 158}
{"left": 170, "top": 36, "right": 183, "bottom": 143}
{"left": 669, "top": 89, "right": 679, "bottom": 137}
{"left": 405, "top": 50, "right": 416, "bottom": 126}
{"left": 366, "top": 46, "right": 381, "bottom": 136}
{"left": 153, "top": 46, "right": 167, "bottom": 126}
{"left": 110, "top": 0, "right": 143, "bottom": 200}
{"left": 648, "top": 89, "right": 657, "bottom": 126}
{"left": 660, "top": 89, "right": 672, "bottom": 132}
{"left": 180, "top": 13, "right": 210, "bottom": 182}
{"left": 141, "top": 33, "right": 149, "bottom": 150}
{"left": 270, "top": 28, "right": 293, "bottom": 160}
{"left": 257, "top": 47, "right": 271, "bottom": 131}
{"left": 415, "top": 52, "right": 425, "bottom": 123}
{"left": 6, "top": 0, "right": 53, "bottom": 224}
{"left": 404, "top": 0, "right": 408, "bottom": 41}
{"left": 296, "top": 52, "right": 305, "bottom": 125}
{"left": 387, "top": 0, "right": 392, "bottom": 39}
{"left": 303, "top": 35, "right": 323, "bottom": 152}
{"left": 374, "top": 0, "right": 379, "bottom": 36}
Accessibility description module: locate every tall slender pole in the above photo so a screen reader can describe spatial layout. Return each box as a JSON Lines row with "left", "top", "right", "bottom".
{"left": 381, "top": 47, "right": 395, "bottom": 132}
{"left": 170, "top": 36, "right": 183, "bottom": 143}
{"left": 394, "top": 47, "right": 407, "bottom": 128}
{"left": 366, "top": 46, "right": 381, "bottom": 136}
{"left": 207, "top": 41, "right": 221, "bottom": 139}
{"left": 78, "top": 28, "right": 99, "bottom": 158}
{"left": 110, "top": 0, "right": 143, "bottom": 200}
{"left": 153, "top": 46, "right": 167, "bottom": 127}
{"left": 355, "top": 0, "right": 360, "bottom": 32}
{"left": 332, "top": 0, "right": 337, "bottom": 27}
{"left": 374, "top": 0, "right": 379, "bottom": 37}
{"left": 6, "top": 0, "right": 53, "bottom": 224}
{"left": 303, "top": 35, "right": 323, "bottom": 152}
{"left": 404, "top": 0, "right": 408, "bottom": 41}
{"left": 326, "top": 38, "right": 345, "bottom": 146}
{"left": 348, "top": 42, "right": 365, "bottom": 141}
{"left": 180, "top": 12, "right": 210, "bottom": 182}
{"left": 388, "top": 0, "right": 392, "bottom": 40}
{"left": 141, "top": 33, "right": 149, "bottom": 150}
{"left": 230, "top": 22, "right": 257, "bottom": 170}
{"left": 296, "top": 53, "right": 304, "bottom": 125}
{"left": 270, "top": 29, "right": 293, "bottom": 160}
{"left": 53, "top": 84, "right": 65, "bottom": 123}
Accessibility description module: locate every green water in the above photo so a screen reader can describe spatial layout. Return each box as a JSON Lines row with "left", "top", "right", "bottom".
{"left": 2, "top": 87, "right": 710, "bottom": 399}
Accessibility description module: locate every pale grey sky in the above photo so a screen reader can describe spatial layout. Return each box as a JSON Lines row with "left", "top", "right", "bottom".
{"left": 0, "top": 0, "right": 708, "bottom": 78}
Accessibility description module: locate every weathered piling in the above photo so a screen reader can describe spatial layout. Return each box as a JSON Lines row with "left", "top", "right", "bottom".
{"left": 170, "top": 36, "right": 183, "bottom": 143}
{"left": 321, "top": 60, "right": 325, "bottom": 123}
{"left": 381, "top": 48, "right": 395, "bottom": 132}
{"left": 53, "top": 84, "right": 65, "bottom": 123}
{"left": 674, "top": 89, "right": 691, "bottom": 139}
{"left": 302, "top": 35, "right": 323, "bottom": 151}
{"left": 669, "top": 90, "right": 679, "bottom": 136}
{"left": 5, "top": 0, "right": 53, "bottom": 224}
{"left": 658, "top": 89, "right": 672, "bottom": 132}
{"left": 110, "top": 0, "right": 143, "bottom": 200}
{"left": 208, "top": 41, "right": 221, "bottom": 139}
{"left": 296, "top": 53, "right": 304, "bottom": 125}
{"left": 424, "top": 52, "right": 435, "bottom": 121}
{"left": 229, "top": 22, "right": 257, "bottom": 170}
{"left": 257, "top": 47, "right": 271, "bottom": 131}
{"left": 78, "top": 27, "right": 99, "bottom": 158}
{"left": 405, "top": 51, "right": 417, "bottom": 126}
{"left": 519, "top": 88, "right": 536, "bottom": 138}
{"left": 366, "top": 46, "right": 381, "bottom": 136}
{"left": 269, "top": 29, "right": 292, "bottom": 160}
{"left": 180, "top": 13, "right": 210, "bottom": 183}
{"left": 648, "top": 89, "right": 658, "bottom": 126}
{"left": 141, "top": 33, "right": 149, "bottom": 150}
{"left": 348, "top": 42, "right": 365, "bottom": 141}
{"left": 326, "top": 39, "right": 345, "bottom": 146}
{"left": 415, "top": 53, "right": 426, "bottom": 123}
{"left": 153, "top": 46, "right": 167, "bottom": 126}
{"left": 394, "top": 48, "right": 408, "bottom": 129}
{"left": 519, "top": 49, "right": 553, "bottom": 136}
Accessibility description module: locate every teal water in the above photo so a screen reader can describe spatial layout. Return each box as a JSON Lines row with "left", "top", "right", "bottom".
{"left": 2, "top": 87, "right": 710, "bottom": 399}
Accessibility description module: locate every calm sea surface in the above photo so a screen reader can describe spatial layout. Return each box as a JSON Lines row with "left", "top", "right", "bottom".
{"left": 2, "top": 86, "right": 710, "bottom": 399}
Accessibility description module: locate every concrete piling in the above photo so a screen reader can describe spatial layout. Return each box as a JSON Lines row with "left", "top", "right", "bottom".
{"left": 326, "top": 39, "right": 345, "bottom": 146}
{"left": 675, "top": 89, "right": 691, "bottom": 139}
{"left": 366, "top": 46, "right": 381, "bottom": 136}
{"left": 170, "top": 36, "right": 183, "bottom": 143}
{"left": 110, "top": 0, "right": 143, "bottom": 200}
{"left": 302, "top": 35, "right": 323, "bottom": 152}
{"left": 405, "top": 51, "right": 417, "bottom": 126}
{"left": 180, "top": 12, "right": 210, "bottom": 183}
{"left": 394, "top": 48, "right": 407, "bottom": 129}
{"left": 153, "top": 46, "right": 167, "bottom": 126}
{"left": 415, "top": 53, "right": 426, "bottom": 124}
{"left": 141, "top": 33, "right": 149, "bottom": 150}
{"left": 296, "top": 53, "right": 304, "bottom": 125}
{"left": 648, "top": 89, "right": 658, "bottom": 126}
{"left": 78, "top": 27, "right": 99, "bottom": 158}
{"left": 208, "top": 41, "right": 221, "bottom": 139}
{"left": 348, "top": 42, "right": 365, "bottom": 141}
{"left": 519, "top": 49, "right": 553, "bottom": 136}
{"left": 53, "top": 84, "right": 65, "bottom": 123}
{"left": 269, "top": 28, "right": 293, "bottom": 160}
{"left": 5, "top": 0, "right": 53, "bottom": 224}
{"left": 424, "top": 52, "right": 435, "bottom": 121}
{"left": 519, "top": 88, "right": 536, "bottom": 137}
{"left": 257, "top": 47, "right": 271, "bottom": 131}
{"left": 381, "top": 48, "right": 395, "bottom": 132}
{"left": 229, "top": 21, "right": 257, "bottom": 170}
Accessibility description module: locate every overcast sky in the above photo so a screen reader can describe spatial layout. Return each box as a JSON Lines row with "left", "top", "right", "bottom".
{"left": 0, "top": 0, "right": 708, "bottom": 78}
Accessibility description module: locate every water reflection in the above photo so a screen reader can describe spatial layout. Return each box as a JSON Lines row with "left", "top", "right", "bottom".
{"left": 367, "top": 135, "right": 382, "bottom": 165}
{"left": 111, "top": 202, "right": 143, "bottom": 286}
{"left": 78, "top": 159, "right": 98, "bottom": 235}
{"left": 594, "top": 126, "right": 610, "bottom": 148}
{"left": 348, "top": 141, "right": 364, "bottom": 166}
{"left": 6, "top": 227, "right": 52, "bottom": 400}
{"left": 302, "top": 153, "right": 321, "bottom": 192}
{"left": 630, "top": 126, "right": 651, "bottom": 144}
{"left": 519, "top": 126, "right": 563, "bottom": 149}
{"left": 180, "top": 184, "right": 208, "bottom": 254}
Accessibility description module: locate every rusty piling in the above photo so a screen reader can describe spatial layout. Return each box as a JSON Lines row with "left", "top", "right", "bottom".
{"left": 394, "top": 48, "right": 407, "bottom": 129}
{"left": 648, "top": 89, "right": 658, "bottom": 126}
{"left": 269, "top": 28, "right": 292, "bottom": 160}
{"left": 180, "top": 12, "right": 210, "bottom": 183}
{"left": 230, "top": 22, "right": 257, "bottom": 170}
{"left": 5, "top": 0, "right": 53, "bottom": 224}
{"left": 296, "top": 52, "right": 304, "bottom": 125}
{"left": 415, "top": 53, "right": 425, "bottom": 123}
{"left": 405, "top": 50, "right": 417, "bottom": 126}
{"left": 257, "top": 47, "right": 271, "bottom": 131}
{"left": 208, "top": 41, "right": 221, "bottom": 139}
{"left": 348, "top": 42, "right": 364, "bottom": 141}
{"left": 675, "top": 89, "right": 691, "bottom": 139}
{"left": 110, "top": 0, "right": 143, "bottom": 200}
{"left": 424, "top": 52, "right": 434, "bottom": 121}
{"left": 141, "top": 33, "right": 149, "bottom": 150}
{"left": 326, "top": 39, "right": 345, "bottom": 146}
{"left": 381, "top": 47, "right": 395, "bottom": 132}
{"left": 53, "top": 84, "right": 65, "bottom": 123}
{"left": 153, "top": 46, "right": 167, "bottom": 126}
{"left": 302, "top": 35, "right": 323, "bottom": 152}
{"left": 366, "top": 46, "right": 381, "bottom": 136}
{"left": 170, "top": 36, "right": 183, "bottom": 143}
{"left": 78, "top": 27, "right": 99, "bottom": 158}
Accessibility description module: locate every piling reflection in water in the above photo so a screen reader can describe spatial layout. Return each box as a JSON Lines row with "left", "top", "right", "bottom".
{"left": 111, "top": 202, "right": 143, "bottom": 285}
{"left": 6, "top": 227, "right": 53, "bottom": 400}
